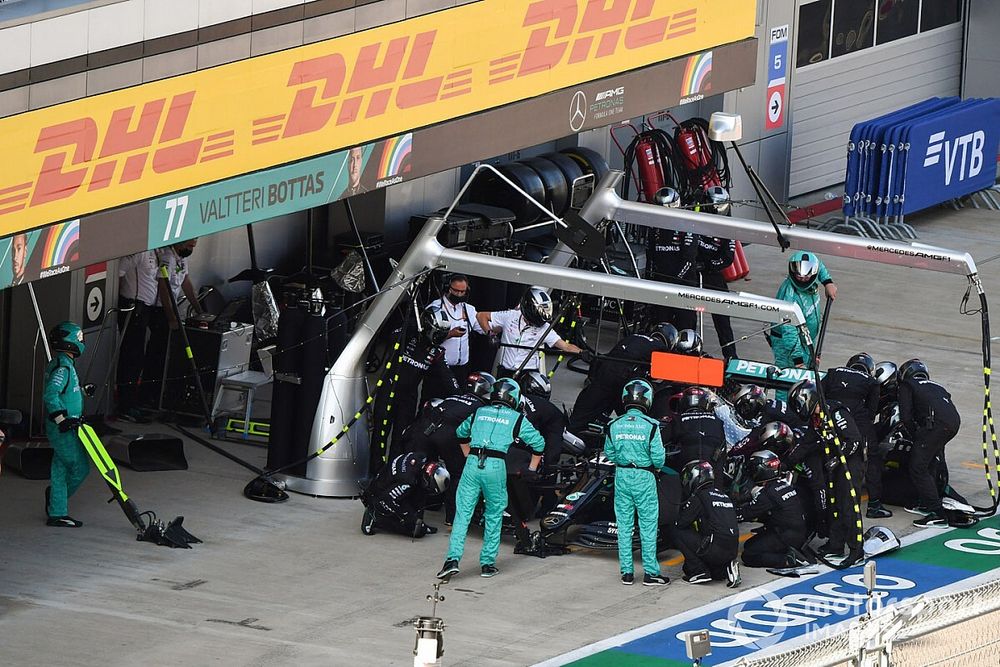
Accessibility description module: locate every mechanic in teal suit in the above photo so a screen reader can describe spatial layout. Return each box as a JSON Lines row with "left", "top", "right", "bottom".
{"left": 605, "top": 379, "right": 670, "bottom": 586}
{"left": 771, "top": 251, "right": 837, "bottom": 371}
{"left": 43, "top": 321, "right": 90, "bottom": 527}
{"left": 437, "top": 378, "right": 544, "bottom": 580}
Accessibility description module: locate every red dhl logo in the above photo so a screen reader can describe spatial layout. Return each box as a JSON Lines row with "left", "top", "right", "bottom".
{"left": 2, "top": 0, "right": 696, "bottom": 220}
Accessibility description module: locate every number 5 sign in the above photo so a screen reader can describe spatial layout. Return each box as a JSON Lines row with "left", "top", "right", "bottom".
{"left": 765, "top": 24, "right": 788, "bottom": 130}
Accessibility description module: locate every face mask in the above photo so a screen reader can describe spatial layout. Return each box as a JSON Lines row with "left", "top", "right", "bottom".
{"left": 446, "top": 292, "right": 464, "bottom": 305}
{"left": 177, "top": 247, "right": 193, "bottom": 258}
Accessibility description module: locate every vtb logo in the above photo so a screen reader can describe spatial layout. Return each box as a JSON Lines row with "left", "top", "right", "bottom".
{"left": 923, "top": 129, "right": 986, "bottom": 186}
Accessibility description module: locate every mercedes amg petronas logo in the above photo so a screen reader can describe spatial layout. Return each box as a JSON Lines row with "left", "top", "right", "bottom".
{"left": 569, "top": 91, "right": 587, "bottom": 132}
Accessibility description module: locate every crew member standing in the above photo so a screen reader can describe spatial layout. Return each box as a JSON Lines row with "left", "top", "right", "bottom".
{"left": 509, "top": 371, "right": 567, "bottom": 556}
{"left": 115, "top": 250, "right": 158, "bottom": 423}
{"left": 675, "top": 460, "right": 741, "bottom": 586}
{"left": 604, "top": 379, "right": 669, "bottom": 586}
{"left": 770, "top": 251, "right": 837, "bottom": 400}
{"left": 141, "top": 239, "right": 202, "bottom": 409}
{"left": 43, "top": 322, "right": 90, "bottom": 527}
{"left": 477, "top": 286, "right": 582, "bottom": 378}
{"left": 822, "top": 353, "right": 886, "bottom": 518}
{"left": 430, "top": 274, "right": 484, "bottom": 384}
{"left": 437, "top": 378, "right": 545, "bottom": 580}
{"left": 789, "top": 379, "right": 865, "bottom": 560}
{"left": 897, "top": 359, "right": 960, "bottom": 528}
{"left": 569, "top": 323, "right": 676, "bottom": 433}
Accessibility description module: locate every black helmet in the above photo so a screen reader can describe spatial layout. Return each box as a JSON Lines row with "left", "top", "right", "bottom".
{"left": 749, "top": 449, "right": 783, "bottom": 484}
{"left": 422, "top": 460, "right": 451, "bottom": 494}
{"left": 490, "top": 378, "right": 521, "bottom": 409}
{"left": 465, "top": 371, "right": 496, "bottom": 400}
{"left": 847, "top": 352, "right": 876, "bottom": 376}
{"left": 788, "top": 251, "right": 820, "bottom": 288}
{"left": 873, "top": 361, "right": 898, "bottom": 389}
{"left": 679, "top": 386, "right": 712, "bottom": 413}
{"left": 621, "top": 379, "right": 654, "bottom": 414}
{"left": 788, "top": 379, "right": 820, "bottom": 420}
{"left": 649, "top": 322, "right": 679, "bottom": 350}
{"left": 520, "top": 286, "right": 553, "bottom": 327}
{"left": 421, "top": 305, "right": 451, "bottom": 345}
{"left": 733, "top": 384, "right": 766, "bottom": 422}
{"left": 49, "top": 321, "right": 85, "bottom": 356}
{"left": 675, "top": 329, "right": 703, "bottom": 355}
{"left": 653, "top": 187, "right": 681, "bottom": 208}
{"left": 758, "top": 421, "right": 795, "bottom": 457}
{"left": 681, "top": 460, "right": 715, "bottom": 496}
{"left": 518, "top": 370, "right": 551, "bottom": 399}
{"left": 899, "top": 358, "right": 929, "bottom": 382}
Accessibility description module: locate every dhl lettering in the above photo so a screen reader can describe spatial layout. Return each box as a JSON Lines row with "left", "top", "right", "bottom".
{"left": 30, "top": 92, "right": 205, "bottom": 207}
{"left": 0, "top": 0, "right": 750, "bottom": 232}
{"left": 516, "top": 0, "right": 693, "bottom": 78}
{"left": 282, "top": 31, "right": 443, "bottom": 139}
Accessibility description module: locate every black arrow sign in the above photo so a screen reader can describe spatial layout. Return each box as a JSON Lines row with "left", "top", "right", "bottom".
{"left": 771, "top": 98, "right": 780, "bottom": 113}
{"left": 90, "top": 295, "right": 100, "bottom": 311}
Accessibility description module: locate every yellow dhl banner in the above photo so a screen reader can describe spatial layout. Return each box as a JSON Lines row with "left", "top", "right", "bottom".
{"left": 0, "top": 0, "right": 753, "bottom": 236}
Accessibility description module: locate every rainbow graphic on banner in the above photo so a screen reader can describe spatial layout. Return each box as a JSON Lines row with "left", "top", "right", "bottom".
{"left": 681, "top": 50, "right": 713, "bottom": 97}
{"left": 40, "top": 219, "right": 80, "bottom": 268}
{"left": 377, "top": 133, "right": 413, "bottom": 180}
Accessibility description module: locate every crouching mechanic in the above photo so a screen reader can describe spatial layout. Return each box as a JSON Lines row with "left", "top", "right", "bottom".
{"left": 897, "top": 359, "right": 961, "bottom": 528}
{"left": 437, "top": 378, "right": 545, "bottom": 580}
{"left": 361, "top": 452, "right": 450, "bottom": 538}
{"left": 675, "top": 460, "right": 741, "bottom": 587}
{"left": 738, "top": 450, "right": 810, "bottom": 569}
{"left": 43, "top": 322, "right": 90, "bottom": 527}
{"left": 605, "top": 379, "right": 669, "bottom": 586}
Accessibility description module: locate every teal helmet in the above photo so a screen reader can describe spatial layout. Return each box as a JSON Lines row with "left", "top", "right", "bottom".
{"left": 490, "top": 378, "right": 521, "bottom": 409}
{"left": 621, "top": 379, "right": 654, "bottom": 413}
{"left": 49, "top": 321, "right": 84, "bottom": 356}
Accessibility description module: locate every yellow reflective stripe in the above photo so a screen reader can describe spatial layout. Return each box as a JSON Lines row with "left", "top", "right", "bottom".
{"left": 185, "top": 346, "right": 194, "bottom": 359}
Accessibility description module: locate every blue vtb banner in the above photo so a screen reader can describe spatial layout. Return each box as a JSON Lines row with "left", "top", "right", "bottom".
{"left": 902, "top": 99, "right": 1000, "bottom": 214}
{"left": 843, "top": 98, "right": 1000, "bottom": 218}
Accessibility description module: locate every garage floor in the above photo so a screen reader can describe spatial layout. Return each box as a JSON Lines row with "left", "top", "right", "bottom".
{"left": 1, "top": 204, "right": 998, "bottom": 666}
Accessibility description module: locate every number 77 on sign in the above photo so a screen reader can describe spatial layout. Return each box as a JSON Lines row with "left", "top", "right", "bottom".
{"left": 765, "top": 24, "right": 788, "bottom": 130}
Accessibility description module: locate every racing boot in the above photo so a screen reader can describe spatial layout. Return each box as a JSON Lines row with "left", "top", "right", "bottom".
{"left": 436, "top": 559, "right": 460, "bottom": 580}
{"left": 866, "top": 500, "right": 892, "bottom": 519}
{"left": 46, "top": 516, "right": 83, "bottom": 527}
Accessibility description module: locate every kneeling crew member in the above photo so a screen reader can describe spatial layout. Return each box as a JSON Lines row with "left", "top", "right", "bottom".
{"left": 898, "top": 359, "right": 961, "bottom": 528}
{"left": 738, "top": 450, "right": 809, "bottom": 569}
{"left": 676, "top": 460, "right": 741, "bottom": 587}
{"left": 437, "top": 378, "right": 545, "bottom": 580}
{"left": 361, "top": 452, "right": 450, "bottom": 538}
{"left": 605, "top": 379, "right": 669, "bottom": 586}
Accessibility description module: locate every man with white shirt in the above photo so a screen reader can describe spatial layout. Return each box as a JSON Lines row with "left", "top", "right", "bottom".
{"left": 429, "top": 274, "right": 485, "bottom": 384}
{"left": 140, "top": 239, "right": 202, "bottom": 409}
{"left": 116, "top": 250, "right": 159, "bottom": 422}
{"left": 476, "top": 286, "right": 583, "bottom": 377}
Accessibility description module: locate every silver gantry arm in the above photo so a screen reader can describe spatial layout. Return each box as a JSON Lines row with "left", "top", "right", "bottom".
{"left": 579, "top": 171, "right": 977, "bottom": 277}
